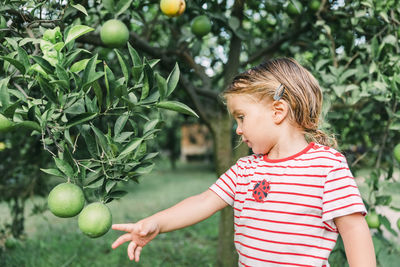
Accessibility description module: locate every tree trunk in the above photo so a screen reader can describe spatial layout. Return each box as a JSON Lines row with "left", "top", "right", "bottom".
{"left": 209, "top": 115, "right": 238, "bottom": 267}
{"left": 10, "top": 197, "right": 25, "bottom": 238}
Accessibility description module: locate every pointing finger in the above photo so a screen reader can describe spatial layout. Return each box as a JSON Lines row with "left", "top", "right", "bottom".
{"left": 112, "top": 223, "right": 135, "bottom": 232}
{"left": 111, "top": 233, "right": 132, "bottom": 249}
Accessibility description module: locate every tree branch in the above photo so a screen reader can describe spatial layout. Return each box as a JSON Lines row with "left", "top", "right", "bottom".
{"left": 222, "top": 0, "right": 245, "bottom": 88}
{"left": 243, "top": 22, "right": 311, "bottom": 67}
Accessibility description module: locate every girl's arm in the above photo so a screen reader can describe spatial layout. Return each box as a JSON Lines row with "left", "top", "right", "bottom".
{"left": 334, "top": 212, "right": 376, "bottom": 267}
{"left": 112, "top": 189, "right": 228, "bottom": 262}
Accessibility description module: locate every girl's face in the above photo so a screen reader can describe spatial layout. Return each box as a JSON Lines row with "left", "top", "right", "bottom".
{"left": 226, "top": 94, "right": 278, "bottom": 155}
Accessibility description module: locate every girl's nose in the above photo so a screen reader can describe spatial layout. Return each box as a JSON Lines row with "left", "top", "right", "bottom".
{"left": 236, "top": 126, "right": 242, "bottom": 135}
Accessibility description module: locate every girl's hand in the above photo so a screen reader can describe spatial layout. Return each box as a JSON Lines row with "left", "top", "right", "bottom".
{"left": 111, "top": 219, "right": 160, "bottom": 262}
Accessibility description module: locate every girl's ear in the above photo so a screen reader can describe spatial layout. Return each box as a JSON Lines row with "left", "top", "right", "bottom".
{"left": 271, "top": 100, "right": 289, "bottom": 124}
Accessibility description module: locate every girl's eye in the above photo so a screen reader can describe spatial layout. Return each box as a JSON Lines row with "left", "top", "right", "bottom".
{"left": 237, "top": 116, "right": 244, "bottom": 121}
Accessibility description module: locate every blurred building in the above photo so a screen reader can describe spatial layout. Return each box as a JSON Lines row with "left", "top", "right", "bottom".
{"left": 180, "top": 123, "right": 213, "bottom": 161}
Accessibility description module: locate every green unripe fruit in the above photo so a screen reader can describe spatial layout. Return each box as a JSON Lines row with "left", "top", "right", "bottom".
{"left": 287, "top": 1, "right": 303, "bottom": 16}
{"left": 0, "top": 114, "right": 14, "bottom": 133}
{"left": 191, "top": 15, "right": 212, "bottom": 38}
{"left": 5, "top": 237, "right": 18, "bottom": 249}
{"left": 48, "top": 183, "right": 85, "bottom": 218}
{"left": 100, "top": 19, "right": 130, "bottom": 48}
{"left": 309, "top": 0, "right": 321, "bottom": 12}
{"left": 394, "top": 143, "right": 400, "bottom": 163}
{"left": 78, "top": 202, "right": 112, "bottom": 238}
{"left": 365, "top": 212, "right": 380, "bottom": 229}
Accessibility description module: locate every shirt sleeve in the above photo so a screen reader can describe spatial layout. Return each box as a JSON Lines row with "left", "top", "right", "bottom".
{"left": 209, "top": 163, "right": 238, "bottom": 206}
{"left": 322, "top": 157, "right": 367, "bottom": 231}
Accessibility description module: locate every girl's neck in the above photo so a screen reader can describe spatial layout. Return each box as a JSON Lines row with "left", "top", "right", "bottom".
{"left": 267, "top": 127, "right": 308, "bottom": 160}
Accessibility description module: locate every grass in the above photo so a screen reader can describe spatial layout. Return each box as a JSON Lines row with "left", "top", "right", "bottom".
{"left": 1, "top": 160, "right": 219, "bottom": 267}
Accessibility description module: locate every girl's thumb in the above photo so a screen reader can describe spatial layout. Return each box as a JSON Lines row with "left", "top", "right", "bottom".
{"left": 140, "top": 229, "right": 148, "bottom": 236}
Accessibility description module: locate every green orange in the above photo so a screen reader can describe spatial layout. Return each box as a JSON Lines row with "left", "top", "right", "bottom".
{"left": 287, "top": 0, "right": 303, "bottom": 16}
{"left": 309, "top": 0, "right": 321, "bottom": 12}
{"left": 100, "top": 19, "right": 130, "bottom": 48}
{"left": 0, "top": 114, "right": 14, "bottom": 133}
{"left": 365, "top": 212, "right": 380, "bottom": 229}
{"left": 78, "top": 202, "right": 112, "bottom": 238}
{"left": 191, "top": 15, "right": 212, "bottom": 37}
{"left": 48, "top": 183, "right": 85, "bottom": 218}
{"left": 394, "top": 143, "right": 400, "bottom": 163}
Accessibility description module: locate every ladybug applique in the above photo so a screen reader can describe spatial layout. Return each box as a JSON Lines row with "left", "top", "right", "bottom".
{"left": 252, "top": 179, "right": 271, "bottom": 202}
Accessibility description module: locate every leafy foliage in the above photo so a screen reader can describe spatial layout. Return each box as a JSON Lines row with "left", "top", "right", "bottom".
{"left": 0, "top": 24, "right": 196, "bottom": 205}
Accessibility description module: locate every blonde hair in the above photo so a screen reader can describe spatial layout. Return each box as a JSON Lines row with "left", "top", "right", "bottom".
{"left": 224, "top": 58, "right": 337, "bottom": 148}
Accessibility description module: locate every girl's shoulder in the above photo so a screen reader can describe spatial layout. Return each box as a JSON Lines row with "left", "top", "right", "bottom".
{"left": 309, "top": 143, "right": 347, "bottom": 163}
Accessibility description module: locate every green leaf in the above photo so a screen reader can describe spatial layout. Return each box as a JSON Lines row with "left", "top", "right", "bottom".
{"left": 119, "top": 138, "right": 142, "bottom": 158}
{"left": 90, "top": 125, "right": 111, "bottom": 155}
{"left": 108, "top": 190, "right": 128, "bottom": 199}
{"left": 92, "top": 81, "right": 103, "bottom": 111}
{"left": 141, "top": 63, "right": 152, "bottom": 100}
{"left": 54, "top": 157, "right": 74, "bottom": 178}
{"left": 70, "top": 58, "right": 89, "bottom": 72}
{"left": 3, "top": 100, "right": 21, "bottom": 118}
{"left": 0, "top": 77, "right": 10, "bottom": 109}
{"left": 166, "top": 63, "right": 180, "bottom": 97}
{"left": 17, "top": 46, "right": 30, "bottom": 73}
{"left": 71, "top": 3, "right": 88, "bottom": 16}
{"left": 114, "top": 114, "right": 129, "bottom": 137}
{"left": 155, "top": 72, "right": 167, "bottom": 100}
{"left": 85, "top": 177, "right": 104, "bottom": 189}
{"left": 115, "top": 0, "right": 134, "bottom": 17}
{"left": 103, "top": 0, "right": 115, "bottom": 13}
{"left": 104, "top": 63, "right": 117, "bottom": 108}
{"left": 31, "top": 55, "right": 55, "bottom": 74}
{"left": 38, "top": 76, "right": 58, "bottom": 104}
{"left": 114, "top": 49, "right": 129, "bottom": 83}
{"left": 66, "top": 112, "right": 97, "bottom": 128}
{"left": 106, "top": 180, "right": 117, "bottom": 193}
{"left": 56, "top": 64, "right": 69, "bottom": 84}
{"left": 0, "top": 56, "right": 25, "bottom": 74}
{"left": 80, "top": 125, "right": 98, "bottom": 157}
{"left": 14, "top": 121, "right": 41, "bottom": 132}
{"left": 135, "top": 162, "right": 155, "bottom": 175}
{"left": 64, "top": 48, "right": 91, "bottom": 68}
{"left": 114, "top": 131, "right": 133, "bottom": 143}
{"left": 64, "top": 129, "right": 74, "bottom": 147}
{"left": 64, "top": 98, "right": 85, "bottom": 114}
{"left": 82, "top": 54, "right": 99, "bottom": 85}
{"left": 64, "top": 25, "right": 94, "bottom": 46}
{"left": 40, "top": 168, "right": 64, "bottom": 177}
{"left": 128, "top": 43, "right": 141, "bottom": 66}
{"left": 143, "top": 119, "right": 159, "bottom": 134}
{"left": 156, "top": 101, "right": 198, "bottom": 117}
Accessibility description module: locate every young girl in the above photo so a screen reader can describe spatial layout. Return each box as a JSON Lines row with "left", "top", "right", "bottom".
{"left": 111, "top": 58, "right": 376, "bottom": 266}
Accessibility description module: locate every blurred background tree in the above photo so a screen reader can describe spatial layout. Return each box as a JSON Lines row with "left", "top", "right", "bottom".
{"left": 1, "top": 0, "right": 400, "bottom": 265}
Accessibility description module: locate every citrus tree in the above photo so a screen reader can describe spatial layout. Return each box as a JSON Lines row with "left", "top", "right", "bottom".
{"left": 1, "top": 0, "right": 400, "bottom": 265}
{"left": 0, "top": 1, "right": 197, "bottom": 241}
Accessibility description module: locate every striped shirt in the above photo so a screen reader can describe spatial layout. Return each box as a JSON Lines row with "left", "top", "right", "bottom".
{"left": 209, "top": 142, "right": 366, "bottom": 267}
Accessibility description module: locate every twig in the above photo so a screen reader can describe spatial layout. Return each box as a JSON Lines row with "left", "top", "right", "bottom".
{"left": 12, "top": 82, "right": 30, "bottom": 100}
{"left": 72, "top": 132, "right": 80, "bottom": 153}
{"left": 42, "top": 131, "right": 56, "bottom": 157}
{"left": 46, "top": 126, "right": 64, "bottom": 153}
{"left": 344, "top": 52, "right": 360, "bottom": 70}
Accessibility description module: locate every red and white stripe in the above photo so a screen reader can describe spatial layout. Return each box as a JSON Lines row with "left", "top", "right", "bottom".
{"left": 209, "top": 142, "right": 366, "bottom": 267}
